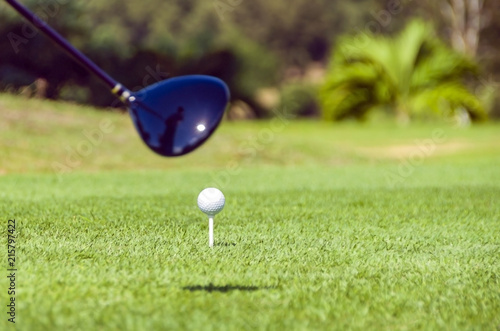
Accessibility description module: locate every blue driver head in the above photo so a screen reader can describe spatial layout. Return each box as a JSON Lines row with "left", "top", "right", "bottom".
{"left": 128, "top": 75, "right": 230, "bottom": 157}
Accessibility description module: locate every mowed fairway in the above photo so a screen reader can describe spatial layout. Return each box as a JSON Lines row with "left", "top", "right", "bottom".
{"left": 0, "top": 94, "right": 499, "bottom": 330}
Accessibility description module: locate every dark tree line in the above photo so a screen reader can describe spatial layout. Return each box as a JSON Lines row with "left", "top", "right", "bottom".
{"left": 0, "top": 0, "right": 498, "bottom": 117}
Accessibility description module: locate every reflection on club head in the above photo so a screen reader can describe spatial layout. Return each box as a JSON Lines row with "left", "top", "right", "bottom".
{"left": 128, "top": 75, "right": 230, "bottom": 157}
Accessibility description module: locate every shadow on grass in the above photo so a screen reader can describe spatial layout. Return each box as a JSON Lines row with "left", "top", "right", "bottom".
{"left": 214, "top": 242, "right": 237, "bottom": 247}
{"left": 183, "top": 283, "right": 275, "bottom": 293}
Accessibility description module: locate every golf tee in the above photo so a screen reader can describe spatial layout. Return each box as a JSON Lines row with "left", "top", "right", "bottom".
{"left": 209, "top": 217, "right": 214, "bottom": 248}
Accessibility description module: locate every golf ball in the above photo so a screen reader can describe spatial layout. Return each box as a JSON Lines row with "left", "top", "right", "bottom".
{"left": 197, "top": 188, "right": 225, "bottom": 216}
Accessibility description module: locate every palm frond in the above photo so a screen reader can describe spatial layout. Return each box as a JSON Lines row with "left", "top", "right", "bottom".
{"left": 319, "top": 19, "right": 487, "bottom": 122}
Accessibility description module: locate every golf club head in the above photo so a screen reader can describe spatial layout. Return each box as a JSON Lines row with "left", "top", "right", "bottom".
{"left": 128, "top": 75, "right": 229, "bottom": 157}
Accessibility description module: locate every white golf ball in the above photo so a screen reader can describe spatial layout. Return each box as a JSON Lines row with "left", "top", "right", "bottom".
{"left": 197, "top": 188, "right": 225, "bottom": 216}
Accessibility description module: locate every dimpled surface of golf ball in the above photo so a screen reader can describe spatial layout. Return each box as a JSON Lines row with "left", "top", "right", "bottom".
{"left": 198, "top": 188, "right": 225, "bottom": 216}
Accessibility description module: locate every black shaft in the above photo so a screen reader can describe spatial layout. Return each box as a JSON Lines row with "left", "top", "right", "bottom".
{"left": 5, "top": 0, "right": 121, "bottom": 92}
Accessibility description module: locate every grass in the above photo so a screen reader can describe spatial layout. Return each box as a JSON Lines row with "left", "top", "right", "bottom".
{"left": 0, "top": 93, "right": 499, "bottom": 330}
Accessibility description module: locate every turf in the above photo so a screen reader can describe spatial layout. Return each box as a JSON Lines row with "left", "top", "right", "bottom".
{"left": 0, "top": 94, "right": 499, "bottom": 330}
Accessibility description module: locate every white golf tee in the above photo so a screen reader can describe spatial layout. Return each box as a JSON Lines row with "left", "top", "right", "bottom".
{"left": 209, "top": 217, "right": 214, "bottom": 248}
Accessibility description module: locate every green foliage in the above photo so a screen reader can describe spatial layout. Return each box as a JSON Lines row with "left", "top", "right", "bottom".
{"left": 219, "top": 29, "right": 279, "bottom": 99}
{"left": 0, "top": 0, "right": 280, "bottom": 107}
{"left": 319, "top": 20, "right": 487, "bottom": 122}
{"left": 0, "top": 0, "right": 384, "bottom": 110}
{"left": 229, "top": 0, "right": 358, "bottom": 67}
{"left": 2, "top": 0, "right": 498, "bottom": 118}
{"left": 279, "top": 82, "right": 319, "bottom": 117}
{"left": 83, "top": 0, "right": 222, "bottom": 59}
{"left": 476, "top": 81, "right": 500, "bottom": 118}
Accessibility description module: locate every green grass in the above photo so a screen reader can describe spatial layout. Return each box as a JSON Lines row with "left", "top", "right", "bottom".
{"left": 0, "top": 93, "right": 499, "bottom": 330}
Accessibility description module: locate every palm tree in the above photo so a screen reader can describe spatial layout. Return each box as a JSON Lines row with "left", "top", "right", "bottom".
{"left": 319, "top": 20, "right": 487, "bottom": 122}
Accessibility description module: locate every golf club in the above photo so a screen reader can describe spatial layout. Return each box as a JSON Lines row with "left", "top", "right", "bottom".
{"left": 4, "top": 0, "right": 230, "bottom": 157}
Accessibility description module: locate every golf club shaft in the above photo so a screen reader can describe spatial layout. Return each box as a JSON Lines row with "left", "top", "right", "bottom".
{"left": 4, "top": 0, "right": 131, "bottom": 102}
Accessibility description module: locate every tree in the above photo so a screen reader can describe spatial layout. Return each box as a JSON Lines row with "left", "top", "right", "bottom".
{"left": 0, "top": 0, "right": 278, "bottom": 109}
{"left": 440, "top": 0, "right": 484, "bottom": 57}
{"left": 228, "top": 0, "right": 380, "bottom": 68}
{"left": 319, "top": 20, "right": 487, "bottom": 122}
{"left": 419, "top": 0, "right": 490, "bottom": 58}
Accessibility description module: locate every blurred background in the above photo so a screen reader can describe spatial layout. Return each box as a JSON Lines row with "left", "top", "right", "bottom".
{"left": 0, "top": 0, "right": 499, "bottom": 123}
